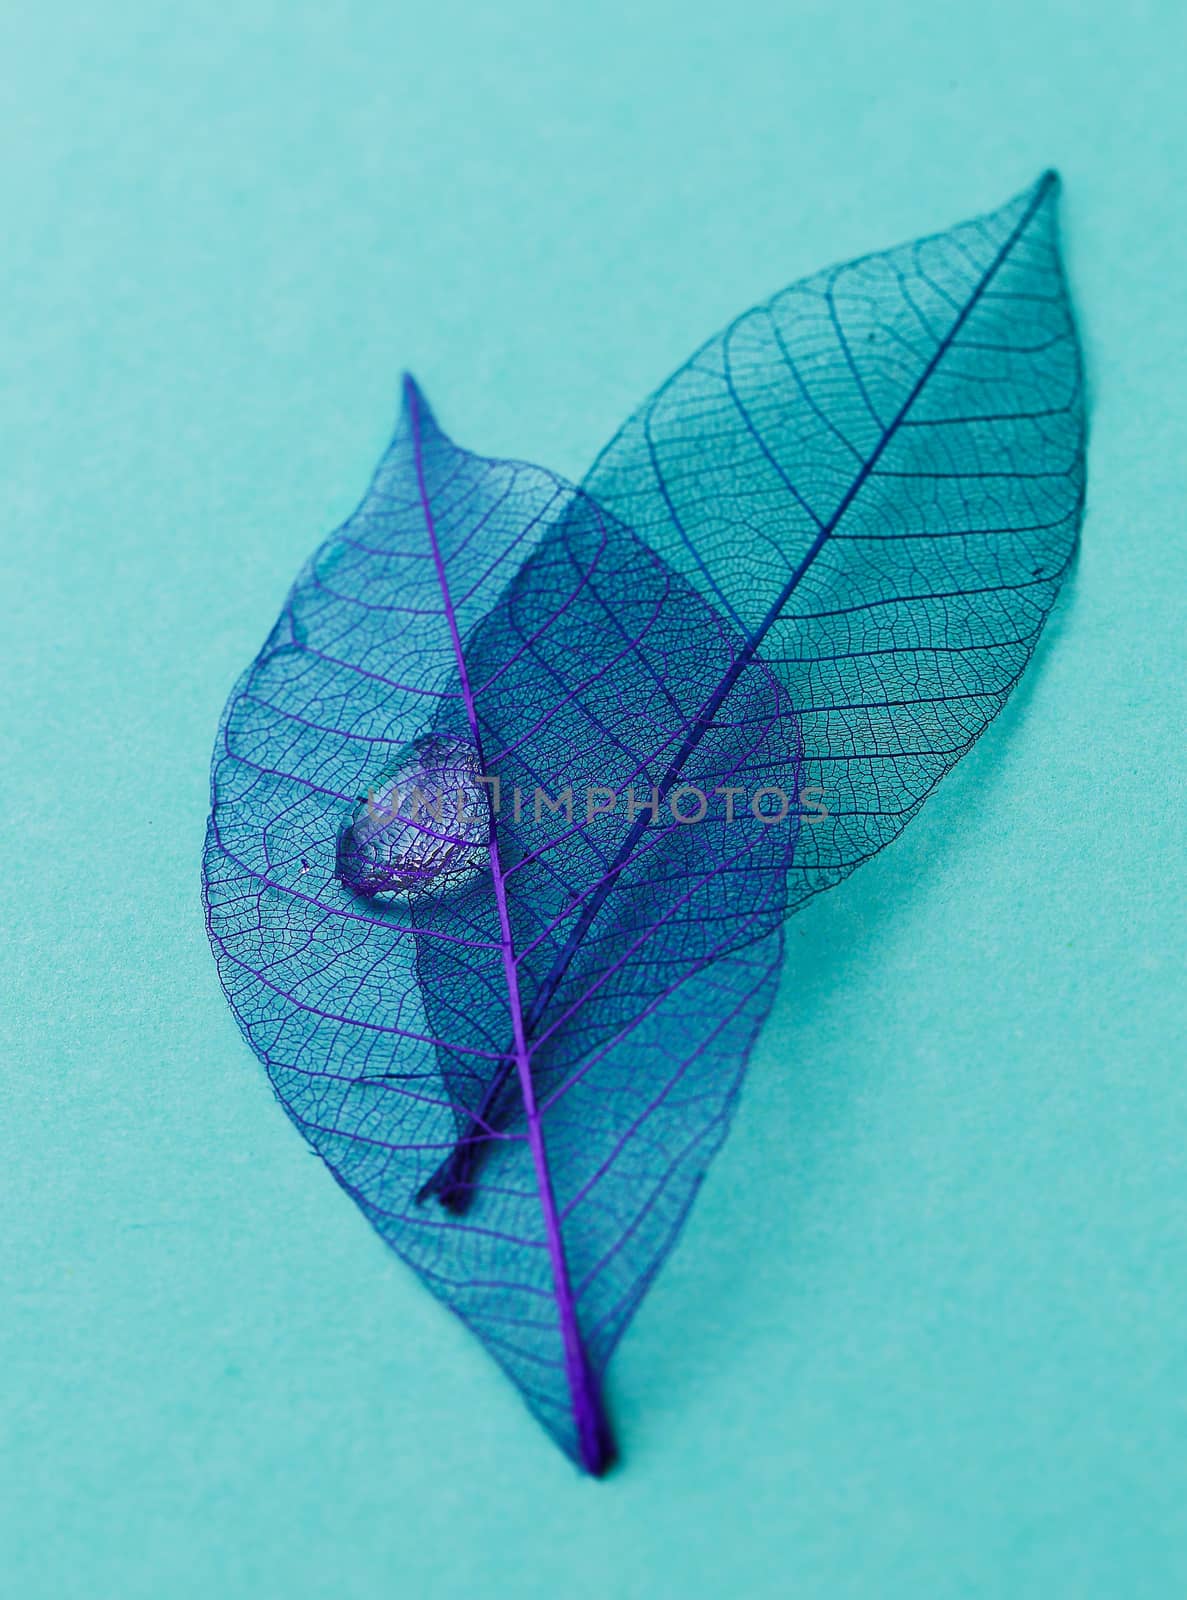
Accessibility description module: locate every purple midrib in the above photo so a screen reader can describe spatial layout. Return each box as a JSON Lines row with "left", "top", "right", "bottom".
{"left": 406, "top": 378, "right": 608, "bottom": 1473}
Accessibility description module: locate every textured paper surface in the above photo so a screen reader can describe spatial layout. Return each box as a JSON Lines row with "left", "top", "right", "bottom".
{"left": 2, "top": 2, "right": 1185, "bottom": 1594}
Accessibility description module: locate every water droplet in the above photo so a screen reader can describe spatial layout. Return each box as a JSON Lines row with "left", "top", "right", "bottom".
{"left": 335, "top": 732, "right": 490, "bottom": 900}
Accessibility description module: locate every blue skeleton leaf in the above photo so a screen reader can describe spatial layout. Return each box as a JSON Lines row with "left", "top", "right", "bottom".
{"left": 203, "top": 172, "right": 1085, "bottom": 1474}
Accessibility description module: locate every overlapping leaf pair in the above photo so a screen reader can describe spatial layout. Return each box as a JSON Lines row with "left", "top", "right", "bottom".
{"left": 203, "top": 174, "right": 1085, "bottom": 1472}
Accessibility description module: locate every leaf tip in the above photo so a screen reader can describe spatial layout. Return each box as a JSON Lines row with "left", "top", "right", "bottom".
{"left": 399, "top": 371, "right": 447, "bottom": 444}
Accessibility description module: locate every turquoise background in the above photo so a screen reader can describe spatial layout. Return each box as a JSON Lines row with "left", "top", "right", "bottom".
{"left": 4, "top": 3, "right": 1185, "bottom": 1595}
